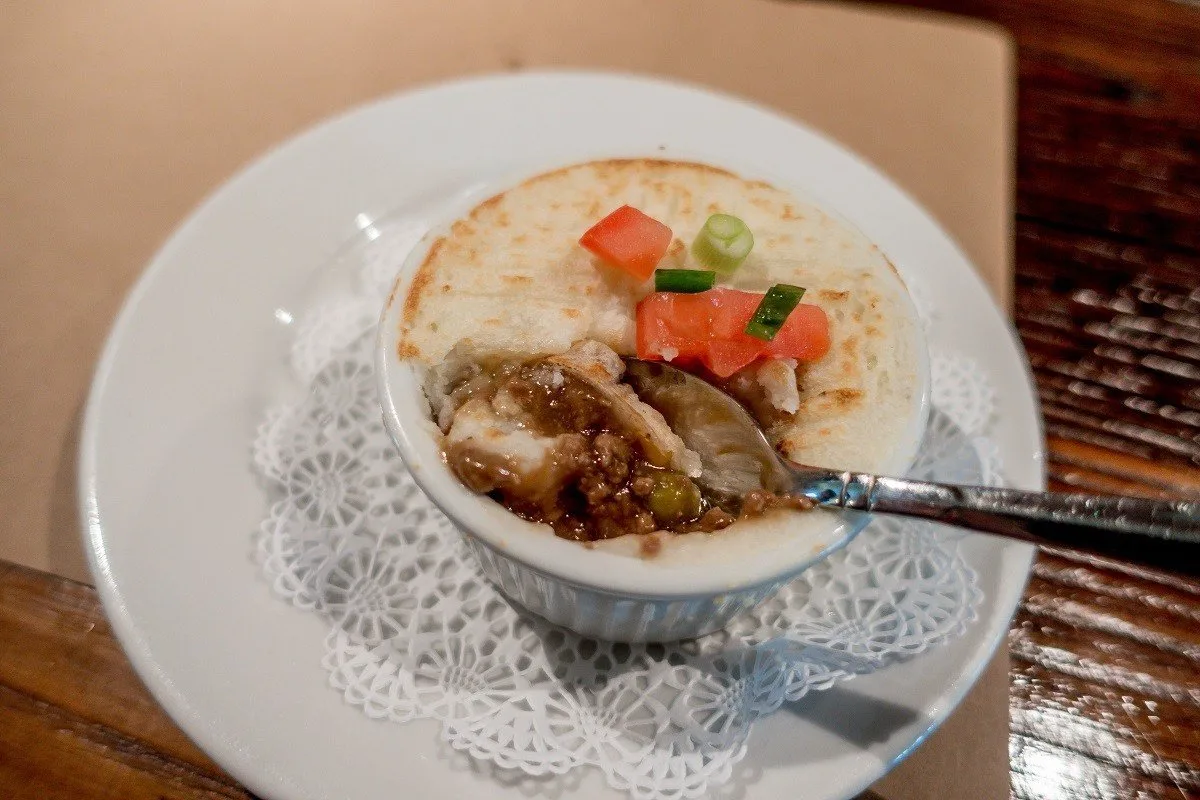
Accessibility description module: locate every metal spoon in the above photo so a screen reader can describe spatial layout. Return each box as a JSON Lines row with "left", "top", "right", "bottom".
{"left": 622, "top": 360, "right": 1200, "bottom": 566}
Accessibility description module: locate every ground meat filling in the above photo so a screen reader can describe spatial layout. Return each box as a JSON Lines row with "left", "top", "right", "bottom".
{"left": 442, "top": 359, "right": 813, "bottom": 542}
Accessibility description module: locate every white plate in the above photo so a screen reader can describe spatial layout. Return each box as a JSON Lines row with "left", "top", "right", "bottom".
{"left": 81, "top": 72, "right": 1042, "bottom": 800}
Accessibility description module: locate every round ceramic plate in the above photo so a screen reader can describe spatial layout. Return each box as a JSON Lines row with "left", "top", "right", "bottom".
{"left": 81, "top": 72, "right": 1043, "bottom": 800}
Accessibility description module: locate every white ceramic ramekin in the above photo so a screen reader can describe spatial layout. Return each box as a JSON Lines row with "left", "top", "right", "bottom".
{"left": 377, "top": 208, "right": 929, "bottom": 644}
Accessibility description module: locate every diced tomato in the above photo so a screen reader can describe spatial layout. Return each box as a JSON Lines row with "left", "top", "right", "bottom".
{"left": 701, "top": 288, "right": 768, "bottom": 378}
{"left": 702, "top": 337, "right": 763, "bottom": 378}
{"left": 636, "top": 292, "right": 710, "bottom": 362}
{"left": 579, "top": 205, "right": 673, "bottom": 280}
{"left": 635, "top": 288, "right": 831, "bottom": 378}
{"left": 706, "top": 289, "right": 760, "bottom": 338}
{"left": 766, "top": 303, "right": 832, "bottom": 361}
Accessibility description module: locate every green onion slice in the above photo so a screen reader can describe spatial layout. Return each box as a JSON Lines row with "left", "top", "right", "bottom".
{"left": 692, "top": 214, "right": 754, "bottom": 273}
{"left": 745, "top": 284, "right": 806, "bottom": 341}
{"left": 654, "top": 268, "right": 716, "bottom": 293}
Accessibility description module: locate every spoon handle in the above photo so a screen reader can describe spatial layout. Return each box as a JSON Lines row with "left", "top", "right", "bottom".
{"left": 804, "top": 471, "right": 1200, "bottom": 564}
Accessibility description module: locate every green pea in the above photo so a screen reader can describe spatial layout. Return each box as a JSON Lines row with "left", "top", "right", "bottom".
{"left": 647, "top": 473, "right": 702, "bottom": 525}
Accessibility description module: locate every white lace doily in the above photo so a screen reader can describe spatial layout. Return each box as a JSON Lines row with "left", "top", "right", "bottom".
{"left": 252, "top": 223, "right": 1002, "bottom": 800}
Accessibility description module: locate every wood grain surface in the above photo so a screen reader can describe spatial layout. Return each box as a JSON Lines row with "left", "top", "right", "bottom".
{"left": 0, "top": 561, "right": 251, "bottom": 800}
{"left": 2, "top": 0, "right": 1199, "bottom": 798}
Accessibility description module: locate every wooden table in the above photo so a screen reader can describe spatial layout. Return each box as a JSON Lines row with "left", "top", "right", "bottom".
{"left": 2, "top": 1, "right": 1199, "bottom": 798}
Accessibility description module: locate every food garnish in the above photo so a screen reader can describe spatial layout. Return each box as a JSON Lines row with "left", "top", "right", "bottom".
{"left": 653, "top": 268, "right": 716, "bottom": 293}
{"left": 691, "top": 213, "right": 754, "bottom": 273}
{"left": 744, "top": 283, "right": 806, "bottom": 341}
{"left": 636, "top": 287, "right": 830, "bottom": 378}
{"left": 579, "top": 205, "right": 673, "bottom": 280}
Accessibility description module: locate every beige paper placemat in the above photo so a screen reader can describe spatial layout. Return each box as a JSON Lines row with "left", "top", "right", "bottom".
{"left": 0, "top": 1, "right": 1015, "bottom": 797}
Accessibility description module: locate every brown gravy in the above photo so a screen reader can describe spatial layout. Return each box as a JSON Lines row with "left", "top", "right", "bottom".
{"left": 442, "top": 359, "right": 813, "bottom": 543}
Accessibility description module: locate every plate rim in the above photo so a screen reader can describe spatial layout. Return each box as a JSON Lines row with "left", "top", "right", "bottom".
{"left": 78, "top": 68, "right": 1043, "bottom": 800}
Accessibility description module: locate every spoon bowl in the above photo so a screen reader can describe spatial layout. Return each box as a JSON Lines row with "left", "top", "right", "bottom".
{"left": 621, "top": 359, "right": 792, "bottom": 497}
{"left": 623, "top": 359, "right": 857, "bottom": 506}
